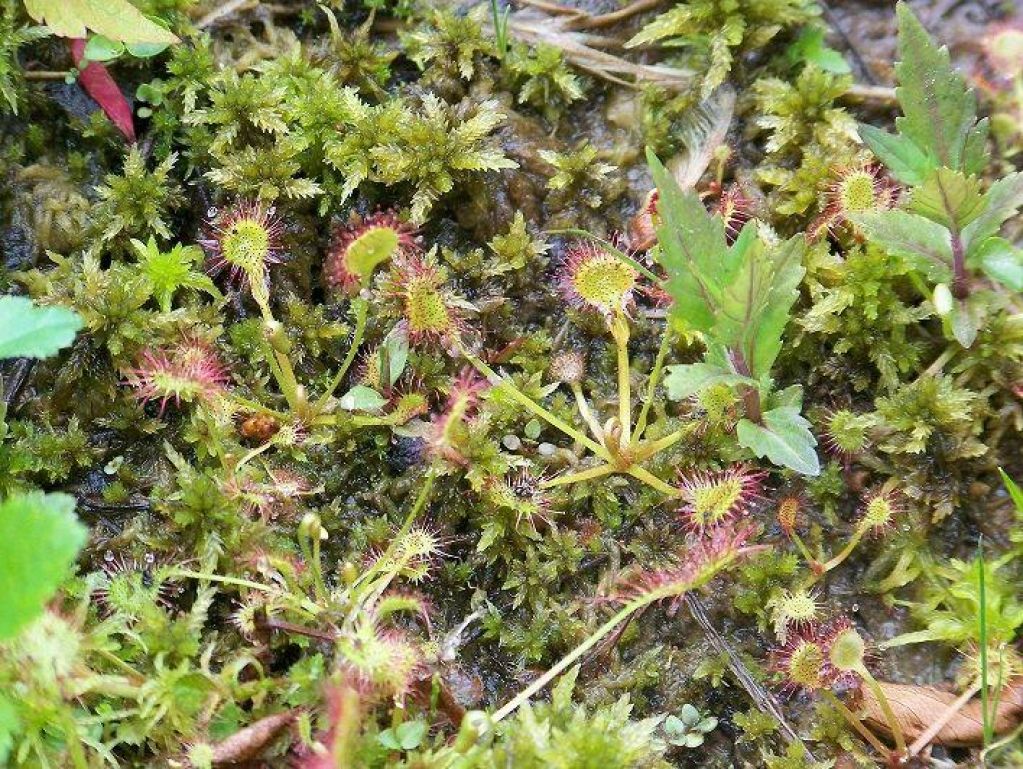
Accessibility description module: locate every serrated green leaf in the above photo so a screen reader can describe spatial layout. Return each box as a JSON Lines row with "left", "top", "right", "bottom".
{"left": 859, "top": 124, "right": 932, "bottom": 185}
{"left": 962, "top": 119, "right": 990, "bottom": 175}
{"left": 708, "top": 233, "right": 804, "bottom": 378}
{"left": 0, "top": 296, "right": 82, "bottom": 360}
{"left": 737, "top": 407, "right": 819, "bottom": 476}
{"left": 962, "top": 172, "right": 1023, "bottom": 253}
{"left": 909, "top": 168, "right": 985, "bottom": 229}
{"left": 746, "top": 237, "right": 805, "bottom": 377}
{"left": 648, "top": 148, "right": 738, "bottom": 333}
{"left": 893, "top": 2, "right": 976, "bottom": 170}
{"left": 0, "top": 492, "right": 86, "bottom": 640}
{"left": 663, "top": 362, "right": 752, "bottom": 401}
{"left": 338, "top": 385, "right": 387, "bottom": 413}
{"left": 972, "top": 237, "right": 1023, "bottom": 290}
{"left": 24, "top": 0, "right": 178, "bottom": 45}
{"left": 851, "top": 209, "right": 953, "bottom": 281}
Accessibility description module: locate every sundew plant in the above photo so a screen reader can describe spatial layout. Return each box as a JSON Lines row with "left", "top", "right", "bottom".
{"left": 2, "top": 1, "right": 1023, "bottom": 768}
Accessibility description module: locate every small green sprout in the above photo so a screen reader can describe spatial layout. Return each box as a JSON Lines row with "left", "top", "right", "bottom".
{"left": 663, "top": 704, "right": 718, "bottom": 748}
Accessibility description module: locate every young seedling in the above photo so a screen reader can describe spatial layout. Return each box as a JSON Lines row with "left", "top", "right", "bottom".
{"left": 649, "top": 149, "right": 819, "bottom": 476}
{"left": 854, "top": 3, "right": 1023, "bottom": 347}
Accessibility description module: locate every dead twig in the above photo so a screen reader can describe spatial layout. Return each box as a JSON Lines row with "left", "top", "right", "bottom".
{"left": 196, "top": 0, "right": 258, "bottom": 29}
{"left": 684, "top": 594, "right": 816, "bottom": 761}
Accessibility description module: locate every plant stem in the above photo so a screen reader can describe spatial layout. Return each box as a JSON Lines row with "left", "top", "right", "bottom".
{"left": 612, "top": 316, "right": 632, "bottom": 444}
{"left": 822, "top": 690, "right": 891, "bottom": 756}
{"left": 730, "top": 351, "right": 762, "bottom": 424}
{"left": 859, "top": 667, "right": 907, "bottom": 756}
{"left": 541, "top": 463, "right": 615, "bottom": 488}
{"left": 315, "top": 297, "right": 369, "bottom": 414}
{"left": 635, "top": 428, "right": 684, "bottom": 459}
{"left": 790, "top": 532, "right": 817, "bottom": 570}
{"left": 491, "top": 595, "right": 652, "bottom": 722}
{"left": 462, "top": 348, "right": 611, "bottom": 461}
{"left": 950, "top": 230, "right": 968, "bottom": 300}
{"left": 627, "top": 465, "right": 681, "bottom": 497}
{"left": 355, "top": 473, "right": 436, "bottom": 590}
{"left": 632, "top": 323, "right": 673, "bottom": 442}
{"left": 570, "top": 382, "right": 605, "bottom": 441}
{"left": 169, "top": 569, "right": 279, "bottom": 593}
{"left": 815, "top": 525, "right": 867, "bottom": 577}
{"left": 979, "top": 538, "right": 994, "bottom": 745}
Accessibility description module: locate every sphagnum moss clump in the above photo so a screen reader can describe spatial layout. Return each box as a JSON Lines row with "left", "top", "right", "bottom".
{"left": 4, "top": 2, "right": 1023, "bottom": 768}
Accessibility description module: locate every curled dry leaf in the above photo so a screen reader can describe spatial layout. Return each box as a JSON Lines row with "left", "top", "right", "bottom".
{"left": 208, "top": 710, "right": 297, "bottom": 765}
{"left": 860, "top": 679, "right": 1023, "bottom": 748}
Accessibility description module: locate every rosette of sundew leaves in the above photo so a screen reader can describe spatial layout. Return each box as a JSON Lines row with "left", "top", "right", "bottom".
{"left": 649, "top": 149, "right": 819, "bottom": 476}
{"left": 0, "top": 296, "right": 86, "bottom": 641}
{"left": 853, "top": 2, "right": 1023, "bottom": 348}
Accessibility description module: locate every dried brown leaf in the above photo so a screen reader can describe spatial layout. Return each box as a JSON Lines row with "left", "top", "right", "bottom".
{"left": 860, "top": 679, "right": 1023, "bottom": 748}
{"left": 209, "top": 710, "right": 297, "bottom": 765}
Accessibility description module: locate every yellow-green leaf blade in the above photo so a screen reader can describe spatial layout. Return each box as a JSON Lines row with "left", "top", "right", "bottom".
{"left": 0, "top": 492, "right": 86, "bottom": 640}
{"left": 25, "top": 0, "right": 178, "bottom": 44}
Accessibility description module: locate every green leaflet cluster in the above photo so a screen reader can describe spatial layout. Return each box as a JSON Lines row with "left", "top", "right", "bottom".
{"left": 649, "top": 151, "right": 818, "bottom": 475}
{"left": 854, "top": 3, "right": 1023, "bottom": 347}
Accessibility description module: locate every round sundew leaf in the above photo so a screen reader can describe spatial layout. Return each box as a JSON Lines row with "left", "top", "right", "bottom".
{"left": 347, "top": 227, "right": 400, "bottom": 282}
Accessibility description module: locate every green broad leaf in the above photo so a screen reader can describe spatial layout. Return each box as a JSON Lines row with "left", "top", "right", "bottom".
{"left": 858, "top": 124, "right": 932, "bottom": 186}
{"left": 338, "top": 385, "right": 387, "bottom": 413}
{"left": 893, "top": 2, "right": 977, "bottom": 171}
{"left": 124, "top": 40, "right": 169, "bottom": 58}
{"left": 663, "top": 362, "right": 752, "bottom": 401}
{"left": 737, "top": 407, "right": 819, "bottom": 476}
{"left": 851, "top": 209, "right": 953, "bottom": 282}
{"left": 972, "top": 237, "right": 1023, "bottom": 291}
{"left": 380, "top": 332, "right": 409, "bottom": 388}
{"left": 0, "top": 492, "right": 86, "bottom": 640}
{"left": 706, "top": 232, "right": 805, "bottom": 379}
{"left": 962, "top": 172, "right": 1023, "bottom": 253}
{"left": 909, "top": 168, "right": 985, "bottom": 230}
{"left": 648, "top": 148, "right": 738, "bottom": 334}
{"left": 737, "top": 236, "right": 805, "bottom": 378}
{"left": 82, "top": 34, "right": 124, "bottom": 62}
{"left": 0, "top": 296, "right": 82, "bottom": 360}
{"left": 24, "top": 0, "right": 178, "bottom": 45}
{"left": 945, "top": 297, "right": 984, "bottom": 348}
{"left": 786, "top": 28, "right": 850, "bottom": 74}
{"left": 962, "top": 119, "right": 990, "bottom": 176}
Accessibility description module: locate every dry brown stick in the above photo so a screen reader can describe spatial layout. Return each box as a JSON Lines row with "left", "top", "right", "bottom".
{"left": 565, "top": 0, "right": 662, "bottom": 30}
{"left": 684, "top": 594, "right": 816, "bottom": 761}
{"left": 196, "top": 0, "right": 257, "bottom": 29}
{"left": 843, "top": 84, "right": 898, "bottom": 104}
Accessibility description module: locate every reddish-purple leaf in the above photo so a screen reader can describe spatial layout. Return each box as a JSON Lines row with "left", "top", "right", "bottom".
{"left": 69, "top": 38, "right": 135, "bottom": 142}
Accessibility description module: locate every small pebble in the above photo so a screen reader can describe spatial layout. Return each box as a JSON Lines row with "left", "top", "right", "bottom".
{"left": 502, "top": 434, "right": 521, "bottom": 451}
{"left": 538, "top": 442, "right": 557, "bottom": 457}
